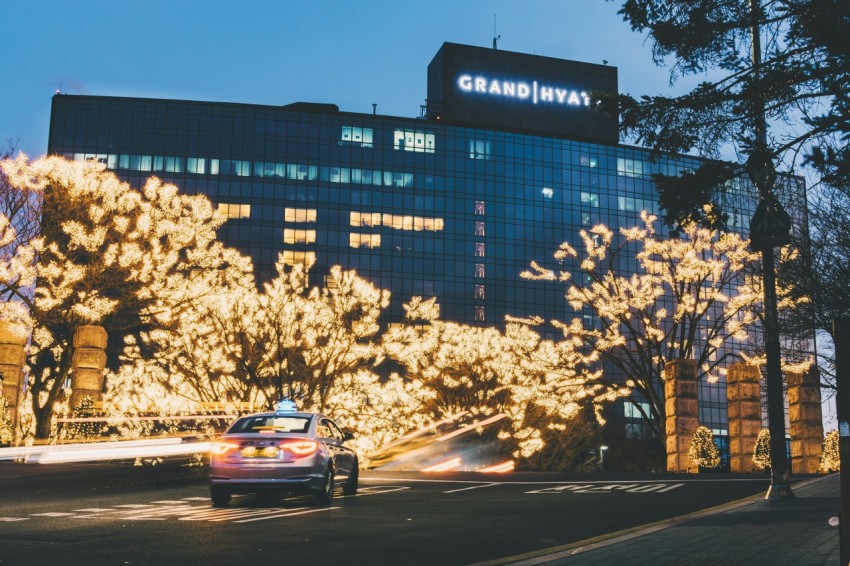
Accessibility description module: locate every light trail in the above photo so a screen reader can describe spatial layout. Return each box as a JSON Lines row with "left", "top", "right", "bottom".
{"left": 435, "top": 413, "right": 508, "bottom": 442}
{"left": 421, "top": 457, "right": 462, "bottom": 472}
{"left": 0, "top": 438, "right": 211, "bottom": 464}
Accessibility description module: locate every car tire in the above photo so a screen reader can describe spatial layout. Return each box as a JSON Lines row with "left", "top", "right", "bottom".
{"left": 343, "top": 460, "right": 359, "bottom": 495}
{"left": 315, "top": 467, "right": 334, "bottom": 504}
{"left": 210, "top": 487, "right": 231, "bottom": 507}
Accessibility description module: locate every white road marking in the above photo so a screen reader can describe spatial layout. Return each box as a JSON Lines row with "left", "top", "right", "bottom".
{"left": 114, "top": 504, "right": 154, "bottom": 508}
{"left": 30, "top": 512, "right": 74, "bottom": 517}
{"left": 75, "top": 508, "right": 114, "bottom": 512}
{"left": 444, "top": 483, "right": 499, "bottom": 494}
{"left": 235, "top": 506, "right": 339, "bottom": 523}
{"left": 0, "top": 517, "right": 30, "bottom": 522}
{"left": 525, "top": 483, "right": 686, "bottom": 495}
{"left": 355, "top": 486, "right": 411, "bottom": 496}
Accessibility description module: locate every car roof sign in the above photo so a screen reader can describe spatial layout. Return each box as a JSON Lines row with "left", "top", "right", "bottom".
{"left": 274, "top": 399, "right": 298, "bottom": 415}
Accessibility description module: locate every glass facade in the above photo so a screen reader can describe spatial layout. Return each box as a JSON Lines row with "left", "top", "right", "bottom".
{"left": 46, "top": 90, "right": 810, "bottom": 462}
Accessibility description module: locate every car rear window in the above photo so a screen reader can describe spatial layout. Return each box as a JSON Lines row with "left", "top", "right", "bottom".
{"left": 228, "top": 415, "right": 312, "bottom": 434}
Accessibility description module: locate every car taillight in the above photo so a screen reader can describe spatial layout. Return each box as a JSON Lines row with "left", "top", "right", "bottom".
{"left": 282, "top": 440, "right": 319, "bottom": 456}
{"left": 210, "top": 441, "right": 240, "bottom": 455}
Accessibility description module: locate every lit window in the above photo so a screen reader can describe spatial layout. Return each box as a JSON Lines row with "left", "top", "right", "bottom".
{"left": 542, "top": 187, "right": 554, "bottom": 199}
{"left": 341, "top": 126, "right": 373, "bottom": 148}
{"left": 474, "top": 222, "right": 485, "bottom": 236}
{"left": 283, "top": 229, "right": 316, "bottom": 244}
{"left": 217, "top": 203, "right": 251, "bottom": 219}
{"left": 580, "top": 192, "right": 599, "bottom": 208}
{"left": 349, "top": 233, "right": 381, "bottom": 248}
{"left": 187, "top": 157, "right": 206, "bottom": 174}
{"left": 475, "top": 243, "right": 485, "bottom": 257}
{"left": 475, "top": 263, "right": 485, "bottom": 278}
{"left": 394, "top": 129, "right": 435, "bottom": 153}
{"left": 285, "top": 208, "right": 317, "bottom": 223}
{"left": 221, "top": 160, "right": 250, "bottom": 176}
{"left": 474, "top": 201, "right": 485, "bottom": 215}
{"left": 475, "top": 306, "right": 485, "bottom": 321}
{"left": 468, "top": 139, "right": 491, "bottom": 160}
{"left": 624, "top": 401, "right": 651, "bottom": 419}
{"left": 164, "top": 156, "right": 185, "bottom": 173}
{"left": 281, "top": 251, "right": 316, "bottom": 267}
{"left": 580, "top": 154, "right": 598, "bottom": 168}
{"left": 581, "top": 212, "right": 592, "bottom": 226}
{"left": 474, "top": 285, "right": 485, "bottom": 300}
{"left": 617, "top": 157, "right": 646, "bottom": 178}
{"left": 209, "top": 159, "right": 220, "bottom": 175}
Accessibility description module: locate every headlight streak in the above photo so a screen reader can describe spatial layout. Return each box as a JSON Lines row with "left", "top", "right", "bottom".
{"left": 0, "top": 438, "right": 212, "bottom": 464}
{"left": 421, "top": 457, "right": 462, "bottom": 472}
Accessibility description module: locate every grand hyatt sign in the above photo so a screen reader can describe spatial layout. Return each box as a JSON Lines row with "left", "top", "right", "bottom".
{"left": 427, "top": 43, "right": 618, "bottom": 143}
{"left": 456, "top": 73, "right": 591, "bottom": 108}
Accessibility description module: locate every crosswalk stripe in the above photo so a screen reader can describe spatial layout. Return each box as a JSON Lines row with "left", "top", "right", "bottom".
{"left": 0, "top": 517, "right": 30, "bottom": 522}
{"left": 235, "top": 506, "right": 339, "bottom": 523}
{"left": 31, "top": 512, "right": 74, "bottom": 517}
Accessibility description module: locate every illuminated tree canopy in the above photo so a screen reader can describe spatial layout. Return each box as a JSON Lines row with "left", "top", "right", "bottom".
{"left": 0, "top": 155, "right": 238, "bottom": 438}
{"left": 523, "top": 214, "right": 771, "bottom": 438}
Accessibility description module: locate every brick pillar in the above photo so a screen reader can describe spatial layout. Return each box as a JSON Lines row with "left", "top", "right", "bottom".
{"left": 787, "top": 369, "right": 823, "bottom": 474}
{"left": 0, "top": 324, "right": 27, "bottom": 438}
{"left": 726, "top": 363, "right": 762, "bottom": 473}
{"left": 70, "top": 325, "right": 107, "bottom": 409}
{"left": 665, "top": 359, "right": 699, "bottom": 473}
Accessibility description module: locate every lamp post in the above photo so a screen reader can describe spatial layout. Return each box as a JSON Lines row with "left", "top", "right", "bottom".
{"left": 599, "top": 445, "right": 608, "bottom": 473}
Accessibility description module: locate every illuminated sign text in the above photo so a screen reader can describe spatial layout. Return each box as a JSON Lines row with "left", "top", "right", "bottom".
{"left": 457, "top": 74, "right": 590, "bottom": 107}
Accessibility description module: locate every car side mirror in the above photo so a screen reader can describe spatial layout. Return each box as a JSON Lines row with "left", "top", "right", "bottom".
{"left": 343, "top": 431, "right": 355, "bottom": 442}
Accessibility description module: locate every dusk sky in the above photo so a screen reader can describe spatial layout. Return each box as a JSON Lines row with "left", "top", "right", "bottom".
{"left": 1, "top": 0, "right": 687, "bottom": 157}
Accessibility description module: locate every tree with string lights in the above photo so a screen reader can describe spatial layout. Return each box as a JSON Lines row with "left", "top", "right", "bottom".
{"left": 521, "top": 213, "right": 799, "bottom": 446}
{"left": 0, "top": 155, "right": 239, "bottom": 439}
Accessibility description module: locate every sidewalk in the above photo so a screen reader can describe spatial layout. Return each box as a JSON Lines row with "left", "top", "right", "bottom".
{"left": 501, "top": 474, "right": 841, "bottom": 565}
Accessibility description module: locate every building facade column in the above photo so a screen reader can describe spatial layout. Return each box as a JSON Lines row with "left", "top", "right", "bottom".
{"left": 0, "top": 325, "right": 27, "bottom": 441}
{"left": 787, "top": 369, "right": 823, "bottom": 474}
{"left": 665, "top": 359, "right": 699, "bottom": 473}
{"left": 70, "top": 325, "right": 107, "bottom": 409}
{"left": 726, "top": 363, "right": 762, "bottom": 473}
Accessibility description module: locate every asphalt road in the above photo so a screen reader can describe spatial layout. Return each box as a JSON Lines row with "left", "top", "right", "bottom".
{"left": 0, "top": 462, "right": 774, "bottom": 565}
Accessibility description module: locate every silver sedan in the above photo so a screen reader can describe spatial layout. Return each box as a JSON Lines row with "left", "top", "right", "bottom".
{"left": 209, "top": 402, "right": 358, "bottom": 507}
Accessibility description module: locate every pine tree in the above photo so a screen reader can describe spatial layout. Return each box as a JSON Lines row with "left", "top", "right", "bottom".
{"left": 819, "top": 430, "right": 840, "bottom": 472}
{"left": 753, "top": 428, "right": 772, "bottom": 469}
{"left": 688, "top": 425, "right": 720, "bottom": 470}
{"left": 67, "top": 396, "right": 100, "bottom": 441}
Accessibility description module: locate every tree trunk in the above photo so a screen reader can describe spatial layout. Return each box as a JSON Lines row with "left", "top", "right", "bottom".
{"left": 33, "top": 403, "right": 54, "bottom": 440}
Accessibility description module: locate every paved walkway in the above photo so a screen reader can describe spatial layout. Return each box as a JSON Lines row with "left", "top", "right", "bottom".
{"left": 498, "top": 474, "right": 841, "bottom": 565}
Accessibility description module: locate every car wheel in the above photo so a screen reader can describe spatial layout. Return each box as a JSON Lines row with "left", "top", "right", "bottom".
{"left": 210, "top": 487, "right": 231, "bottom": 507}
{"left": 343, "top": 460, "right": 359, "bottom": 495}
{"left": 315, "top": 467, "right": 334, "bottom": 504}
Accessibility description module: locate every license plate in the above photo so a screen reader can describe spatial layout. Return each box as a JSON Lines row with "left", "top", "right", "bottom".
{"left": 241, "top": 447, "right": 279, "bottom": 458}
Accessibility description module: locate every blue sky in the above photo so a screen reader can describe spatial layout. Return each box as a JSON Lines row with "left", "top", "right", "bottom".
{"left": 1, "top": 0, "right": 679, "bottom": 157}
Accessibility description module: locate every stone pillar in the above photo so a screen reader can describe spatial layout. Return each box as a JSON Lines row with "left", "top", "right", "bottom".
{"left": 0, "top": 324, "right": 27, "bottom": 438}
{"left": 70, "top": 325, "right": 107, "bottom": 409}
{"left": 726, "top": 363, "right": 762, "bottom": 473}
{"left": 665, "top": 359, "right": 699, "bottom": 473}
{"left": 787, "top": 369, "right": 823, "bottom": 474}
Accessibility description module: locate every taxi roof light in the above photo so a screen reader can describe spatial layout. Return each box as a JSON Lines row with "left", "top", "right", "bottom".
{"left": 274, "top": 399, "right": 298, "bottom": 415}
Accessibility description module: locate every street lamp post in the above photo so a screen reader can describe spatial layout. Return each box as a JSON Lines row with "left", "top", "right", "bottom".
{"left": 599, "top": 445, "right": 608, "bottom": 473}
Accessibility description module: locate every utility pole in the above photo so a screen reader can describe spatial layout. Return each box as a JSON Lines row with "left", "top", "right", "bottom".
{"left": 747, "top": 0, "right": 793, "bottom": 500}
